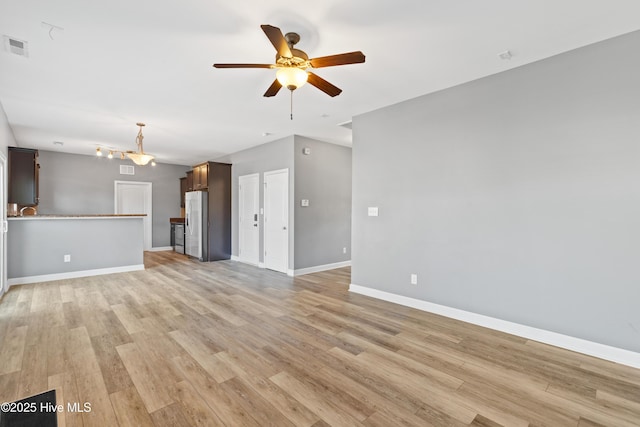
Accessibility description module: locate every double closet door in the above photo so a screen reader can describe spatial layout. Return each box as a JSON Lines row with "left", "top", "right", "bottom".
{"left": 238, "top": 169, "right": 289, "bottom": 274}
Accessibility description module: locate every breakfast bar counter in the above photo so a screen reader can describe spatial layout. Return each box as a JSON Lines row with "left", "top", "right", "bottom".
{"left": 7, "top": 214, "right": 146, "bottom": 285}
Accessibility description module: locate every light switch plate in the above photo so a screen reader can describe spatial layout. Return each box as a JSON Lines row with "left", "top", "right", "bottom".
{"left": 368, "top": 207, "right": 379, "bottom": 217}
{"left": 301, "top": 199, "right": 309, "bottom": 207}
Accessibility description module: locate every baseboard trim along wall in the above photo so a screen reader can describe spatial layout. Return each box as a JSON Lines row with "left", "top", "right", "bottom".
{"left": 8, "top": 264, "right": 146, "bottom": 286}
{"left": 231, "top": 255, "right": 261, "bottom": 267}
{"left": 349, "top": 283, "right": 640, "bottom": 369}
{"left": 294, "top": 261, "right": 352, "bottom": 276}
{"left": 149, "top": 246, "right": 173, "bottom": 252}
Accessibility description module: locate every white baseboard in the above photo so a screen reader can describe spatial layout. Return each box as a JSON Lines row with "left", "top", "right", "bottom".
{"left": 149, "top": 246, "right": 173, "bottom": 252}
{"left": 349, "top": 284, "right": 640, "bottom": 369}
{"left": 287, "top": 269, "right": 294, "bottom": 277}
{"left": 8, "top": 264, "right": 146, "bottom": 286}
{"left": 231, "top": 256, "right": 264, "bottom": 269}
{"left": 294, "top": 260, "right": 352, "bottom": 276}
{"left": 231, "top": 255, "right": 260, "bottom": 267}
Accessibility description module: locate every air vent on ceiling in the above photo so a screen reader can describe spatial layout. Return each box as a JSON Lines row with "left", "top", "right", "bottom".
{"left": 3, "top": 36, "right": 29, "bottom": 57}
{"left": 120, "top": 165, "right": 135, "bottom": 175}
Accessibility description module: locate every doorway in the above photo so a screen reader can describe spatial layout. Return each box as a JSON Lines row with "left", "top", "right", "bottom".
{"left": 239, "top": 173, "right": 260, "bottom": 265}
{"left": 114, "top": 181, "right": 152, "bottom": 251}
{"left": 263, "top": 169, "right": 289, "bottom": 273}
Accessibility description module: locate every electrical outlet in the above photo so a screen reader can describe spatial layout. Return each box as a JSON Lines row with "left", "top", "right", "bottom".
{"left": 64, "top": 254, "right": 71, "bottom": 263}
{"left": 410, "top": 274, "right": 418, "bottom": 285}
{"left": 343, "top": 247, "right": 347, "bottom": 254}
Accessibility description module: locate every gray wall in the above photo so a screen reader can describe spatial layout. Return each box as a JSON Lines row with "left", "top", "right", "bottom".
{"left": 352, "top": 30, "right": 640, "bottom": 352}
{"left": 294, "top": 136, "right": 351, "bottom": 269}
{"left": 216, "top": 136, "right": 295, "bottom": 268}
{"left": 8, "top": 217, "right": 143, "bottom": 278}
{"left": 1, "top": 101, "right": 16, "bottom": 295}
{"left": 216, "top": 135, "right": 353, "bottom": 272}
{"left": 37, "top": 150, "right": 190, "bottom": 248}
{"left": 0, "top": 101, "right": 15, "bottom": 153}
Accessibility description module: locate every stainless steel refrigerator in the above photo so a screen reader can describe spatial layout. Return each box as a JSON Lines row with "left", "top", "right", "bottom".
{"left": 185, "top": 190, "right": 208, "bottom": 261}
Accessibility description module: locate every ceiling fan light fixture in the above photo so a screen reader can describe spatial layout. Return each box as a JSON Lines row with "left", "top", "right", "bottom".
{"left": 213, "top": 24, "right": 365, "bottom": 115}
{"left": 276, "top": 67, "right": 307, "bottom": 90}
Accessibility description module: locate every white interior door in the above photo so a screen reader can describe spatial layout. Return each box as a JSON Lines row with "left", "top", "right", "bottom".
{"left": 114, "top": 181, "right": 152, "bottom": 250}
{"left": 0, "top": 152, "right": 6, "bottom": 296}
{"left": 239, "top": 173, "right": 260, "bottom": 265}
{"left": 264, "top": 169, "right": 289, "bottom": 273}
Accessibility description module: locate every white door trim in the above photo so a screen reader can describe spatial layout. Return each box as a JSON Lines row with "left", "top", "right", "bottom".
{"left": 114, "top": 180, "right": 152, "bottom": 251}
{"left": 238, "top": 173, "right": 260, "bottom": 265}
{"left": 0, "top": 151, "right": 7, "bottom": 296}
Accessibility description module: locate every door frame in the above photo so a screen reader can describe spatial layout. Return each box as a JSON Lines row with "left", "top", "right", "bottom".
{"left": 263, "top": 168, "right": 289, "bottom": 274}
{"left": 0, "top": 151, "right": 6, "bottom": 296}
{"left": 238, "top": 173, "right": 260, "bottom": 266}
{"left": 114, "top": 180, "right": 152, "bottom": 251}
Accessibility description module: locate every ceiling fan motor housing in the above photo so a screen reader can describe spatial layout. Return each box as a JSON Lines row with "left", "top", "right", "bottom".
{"left": 276, "top": 32, "right": 309, "bottom": 67}
{"left": 276, "top": 53, "right": 308, "bottom": 69}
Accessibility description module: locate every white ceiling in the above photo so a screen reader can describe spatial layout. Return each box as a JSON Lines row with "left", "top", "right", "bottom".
{"left": 1, "top": 0, "right": 639, "bottom": 166}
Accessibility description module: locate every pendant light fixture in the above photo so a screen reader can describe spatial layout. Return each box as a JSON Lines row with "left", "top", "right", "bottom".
{"left": 126, "top": 123, "right": 155, "bottom": 166}
{"left": 95, "top": 122, "right": 156, "bottom": 166}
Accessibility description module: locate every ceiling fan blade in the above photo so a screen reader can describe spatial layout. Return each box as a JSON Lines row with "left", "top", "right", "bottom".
{"left": 213, "top": 63, "right": 274, "bottom": 68}
{"left": 309, "top": 51, "right": 365, "bottom": 68}
{"left": 264, "top": 79, "right": 283, "bottom": 97}
{"left": 261, "top": 24, "right": 293, "bottom": 58}
{"left": 307, "top": 72, "right": 342, "bottom": 97}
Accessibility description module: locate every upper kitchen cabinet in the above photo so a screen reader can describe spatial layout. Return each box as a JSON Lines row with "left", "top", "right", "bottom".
{"left": 193, "top": 163, "right": 209, "bottom": 190}
{"left": 8, "top": 147, "right": 39, "bottom": 206}
{"left": 186, "top": 170, "right": 194, "bottom": 191}
{"left": 180, "top": 177, "right": 187, "bottom": 208}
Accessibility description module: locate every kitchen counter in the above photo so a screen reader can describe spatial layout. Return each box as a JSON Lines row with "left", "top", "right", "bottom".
{"left": 7, "top": 215, "right": 145, "bottom": 285}
{"left": 169, "top": 217, "right": 185, "bottom": 223}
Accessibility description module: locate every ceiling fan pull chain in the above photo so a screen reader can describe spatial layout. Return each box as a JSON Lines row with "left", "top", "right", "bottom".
{"left": 290, "top": 90, "right": 293, "bottom": 120}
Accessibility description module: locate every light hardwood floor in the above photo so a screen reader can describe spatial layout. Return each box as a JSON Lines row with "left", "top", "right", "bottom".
{"left": 1, "top": 251, "right": 639, "bottom": 426}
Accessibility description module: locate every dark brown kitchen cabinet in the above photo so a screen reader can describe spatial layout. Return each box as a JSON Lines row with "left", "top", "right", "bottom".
{"left": 192, "top": 162, "right": 209, "bottom": 190}
{"left": 8, "top": 147, "right": 39, "bottom": 206}
{"left": 179, "top": 177, "right": 187, "bottom": 208}
{"left": 183, "top": 161, "right": 231, "bottom": 261}
{"left": 185, "top": 170, "right": 194, "bottom": 191}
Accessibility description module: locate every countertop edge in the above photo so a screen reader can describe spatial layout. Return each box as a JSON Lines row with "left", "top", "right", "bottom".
{"left": 8, "top": 214, "right": 147, "bottom": 220}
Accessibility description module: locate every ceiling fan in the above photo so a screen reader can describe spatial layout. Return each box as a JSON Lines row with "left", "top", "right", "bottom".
{"left": 213, "top": 25, "right": 365, "bottom": 98}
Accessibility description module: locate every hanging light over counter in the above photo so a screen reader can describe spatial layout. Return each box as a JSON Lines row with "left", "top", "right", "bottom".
{"left": 96, "top": 122, "right": 156, "bottom": 166}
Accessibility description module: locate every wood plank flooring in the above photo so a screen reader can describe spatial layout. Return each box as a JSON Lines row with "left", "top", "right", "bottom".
{"left": 1, "top": 251, "right": 639, "bottom": 426}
